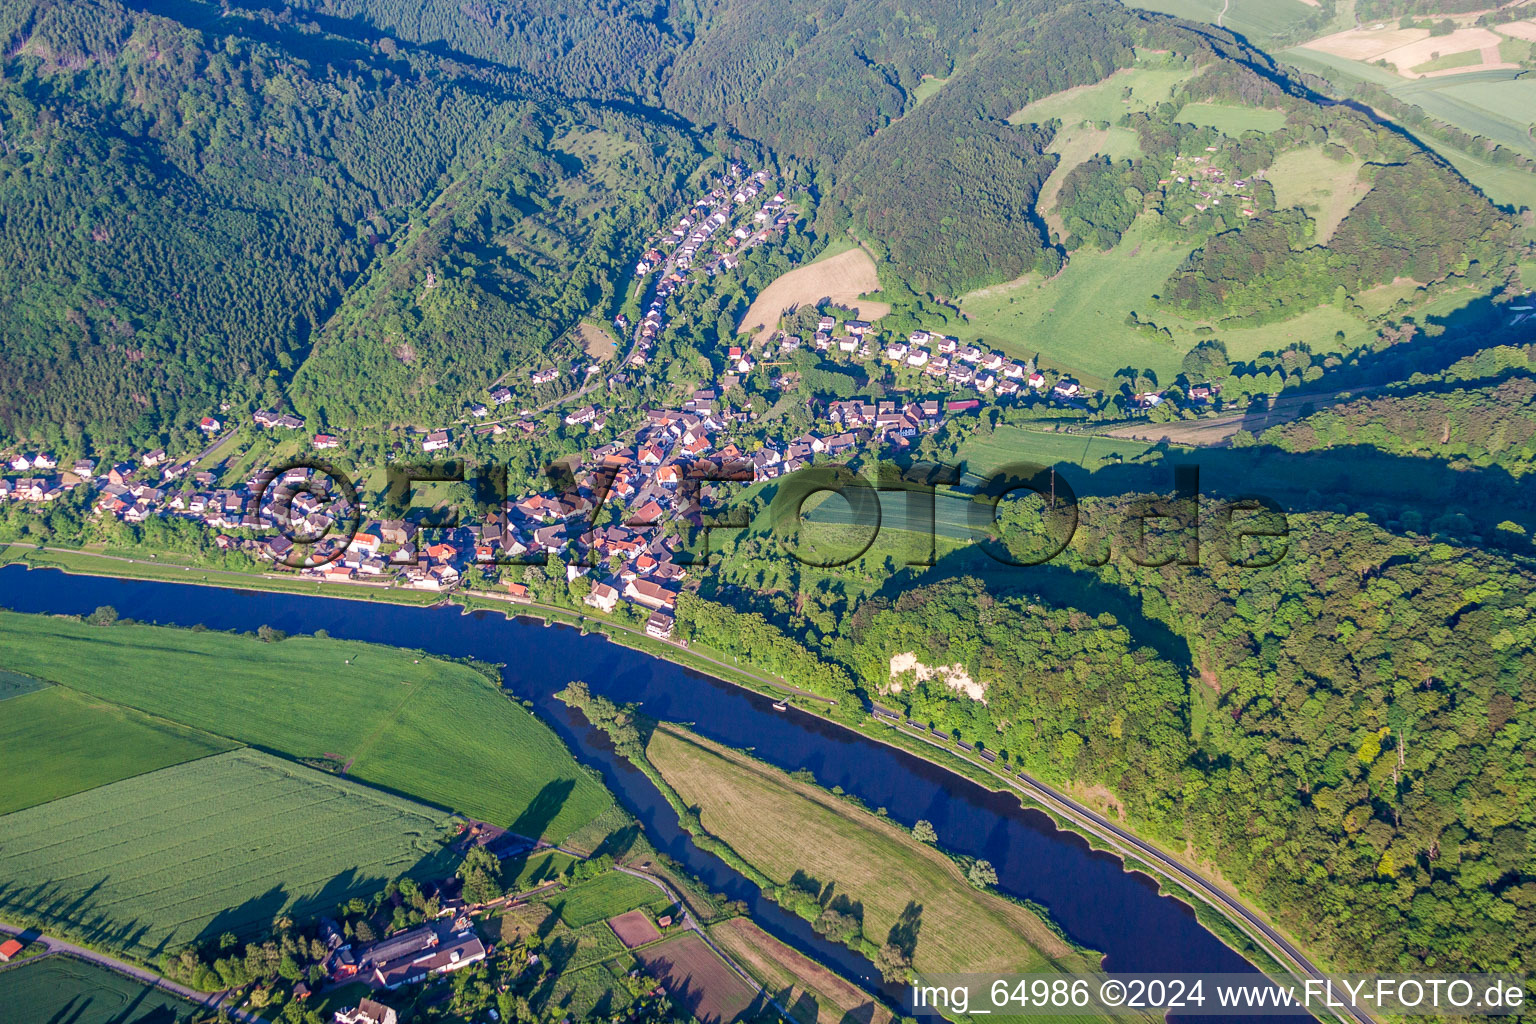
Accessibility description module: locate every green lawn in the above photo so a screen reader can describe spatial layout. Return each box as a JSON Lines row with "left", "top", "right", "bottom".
{"left": 0, "top": 748, "right": 457, "bottom": 957}
{"left": 506, "top": 848, "right": 579, "bottom": 890}
{"left": 0, "top": 955, "right": 201, "bottom": 1024}
{"left": 0, "top": 686, "right": 236, "bottom": 815}
{"left": 0, "top": 611, "right": 612, "bottom": 841}
{"left": 1174, "top": 102, "right": 1288, "bottom": 134}
{"left": 545, "top": 872, "right": 672, "bottom": 928}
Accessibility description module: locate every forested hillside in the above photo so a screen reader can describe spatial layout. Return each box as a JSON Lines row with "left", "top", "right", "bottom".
{"left": 289, "top": 107, "right": 702, "bottom": 427}
{"left": 834, "top": 511, "right": 1536, "bottom": 977}
{"left": 1260, "top": 374, "right": 1536, "bottom": 475}
{"left": 0, "top": 0, "right": 1518, "bottom": 447}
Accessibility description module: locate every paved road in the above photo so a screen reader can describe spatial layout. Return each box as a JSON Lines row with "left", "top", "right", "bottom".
{"left": 1101, "top": 384, "right": 1390, "bottom": 447}
{"left": 875, "top": 720, "right": 1372, "bottom": 1024}
{"left": 0, "top": 922, "right": 263, "bottom": 1022}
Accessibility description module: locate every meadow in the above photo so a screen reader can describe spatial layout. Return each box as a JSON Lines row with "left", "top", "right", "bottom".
{"left": 1278, "top": 48, "right": 1536, "bottom": 212}
{"left": 1266, "top": 146, "right": 1370, "bottom": 241}
{"left": 959, "top": 217, "right": 1368, "bottom": 383}
{"left": 0, "top": 955, "right": 202, "bottom": 1024}
{"left": 0, "top": 686, "right": 235, "bottom": 815}
{"left": 0, "top": 749, "right": 457, "bottom": 957}
{"left": 1128, "top": 0, "right": 1328, "bottom": 47}
{"left": 1009, "top": 60, "right": 1196, "bottom": 126}
{"left": 645, "top": 725, "right": 1100, "bottom": 977}
{"left": 544, "top": 871, "right": 672, "bottom": 928}
{"left": 0, "top": 611, "right": 612, "bottom": 841}
{"left": 709, "top": 917, "right": 893, "bottom": 1024}
{"left": 1174, "top": 102, "right": 1288, "bottom": 134}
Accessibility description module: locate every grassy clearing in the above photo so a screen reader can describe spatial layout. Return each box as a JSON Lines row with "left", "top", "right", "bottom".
{"left": 0, "top": 955, "right": 201, "bottom": 1024}
{"left": 0, "top": 686, "right": 236, "bottom": 815}
{"left": 1010, "top": 62, "right": 1196, "bottom": 125}
{"left": 1267, "top": 145, "right": 1370, "bottom": 241}
{"left": 959, "top": 216, "right": 1369, "bottom": 381}
{"left": 1174, "top": 102, "right": 1288, "bottom": 134}
{"left": 709, "top": 917, "right": 893, "bottom": 1024}
{"left": 1039, "top": 125, "right": 1145, "bottom": 238}
{"left": 545, "top": 872, "right": 671, "bottom": 928}
{"left": 506, "top": 849, "right": 578, "bottom": 891}
{"left": 908, "top": 74, "right": 949, "bottom": 107}
{"left": 633, "top": 931, "right": 759, "bottom": 1024}
{"left": 0, "top": 611, "right": 611, "bottom": 841}
{"left": 645, "top": 725, "right": 1097, "bottom": 976}
{"left": 959, "top": 425, "right": 1176, "bottom": 476}
{"left": 0, "top": 748, "right": 456, "bottom": 957}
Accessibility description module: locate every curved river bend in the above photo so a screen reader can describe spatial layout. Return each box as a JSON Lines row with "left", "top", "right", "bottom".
{"left": 0, "top": 565, "right": 1296, "bottom": 1020}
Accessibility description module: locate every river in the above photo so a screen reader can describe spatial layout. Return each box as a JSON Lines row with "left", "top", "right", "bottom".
{"left": 0, "top": 564, "right": 1297, "bottom": 1020}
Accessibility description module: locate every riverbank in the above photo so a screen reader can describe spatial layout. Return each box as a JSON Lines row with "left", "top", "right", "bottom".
{"left": 0, "top": 553, "right": 1349, "bottom": 1023}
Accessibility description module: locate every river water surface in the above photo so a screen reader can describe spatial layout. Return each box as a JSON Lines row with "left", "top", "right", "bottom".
{"left": 0, "top": 564, "right": 1298, "bottom": 1019}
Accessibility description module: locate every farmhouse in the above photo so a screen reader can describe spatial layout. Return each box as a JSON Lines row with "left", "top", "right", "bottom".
{"left": 363, "top": 922, "right": 487, "bottom": 989}
{"left": 0, "top": 938, "right": 22, "bottom": 962}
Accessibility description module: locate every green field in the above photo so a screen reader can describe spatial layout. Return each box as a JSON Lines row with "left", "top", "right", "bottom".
{"left": 0, "top": 686, "right": 235, "bottom": 815}
{"left": 960, "top": 216, "right": 1371, "bottom": 382}
{"left": 1267, "top": 145, "right": 1370, "bottom": 240}
{"left": 1129, "top": 0, "right": 1326, "bottom": 47}
{"left": 0, "top": 611, "right": 611, "bottom": 841}
{"left": 1010, "top": 59, "right": 1196, "bottom": 125}
{"left": 545, "top": 872, "right": 671, "bottom": 928}
{"left": 0, "top": 670, "right": 46, "bottom": 701}
{"left": 959, "top": 425, "right": 1177, "bottom": 476}
{"left": 1174, "top": 102, "right": 1288, "bottom": 134}
{"left": 647, "top": 726, "right": 1104, "bottom": 981}
{"left": 0, "top": 748, "right": 457, "bottom": 957}
{"left": 1279, "top": 49, "right": 1536, "bottom": 211}
{"left": 0, "top": 955, "right": 202, "bottom": 1024}
{"left": 1410, "top": 50, "right": 1482, "bottom": 75}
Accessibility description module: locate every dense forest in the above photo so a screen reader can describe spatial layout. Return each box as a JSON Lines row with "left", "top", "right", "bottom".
{"left": 1260, "top": 375, "right": 1536, "bottom": 476}
{"left": 814, "top": 504, "right": 1536, "bottom": 978}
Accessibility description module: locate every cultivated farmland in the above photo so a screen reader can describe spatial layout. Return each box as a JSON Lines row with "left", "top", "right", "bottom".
{"left": 0, "top": 748, "right": 457, "bottom": 957}
{"left": 0, "top": 686, "right": 235, "bottom": 815}
{"left": 737, "top": 246, "right": 889, "bottom": 342}
{"left": 0, "top": 612, "right": 612, "bottom": 841}
{"left": 709, "top": 917, "right": 893, "bottom": 1024}
{"left": 633, "top": 932, "right": 759, "bottom": 1024}
{"left": 646, "top": 726, "right": 1100, "bottom": 977}
{"left": 0, "top": 955, "right": 201, "bottom": 1024}
{"left": 608, "top": 909, "right": 663, "bottom": 948}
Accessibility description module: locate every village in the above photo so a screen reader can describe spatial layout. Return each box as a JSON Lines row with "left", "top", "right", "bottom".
{"left": 0, "top": 160, "right": 1229, "bottom": 632}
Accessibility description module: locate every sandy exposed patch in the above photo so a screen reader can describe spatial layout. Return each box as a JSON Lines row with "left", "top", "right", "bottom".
{"left": 890, "top": 652, "right": 988, "bottom": 702}
{"left": 738, "top": 247, "right": 890, "bottom": 343}
{"left": 578, "top": 321, "right": 616, "bottom": 359}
